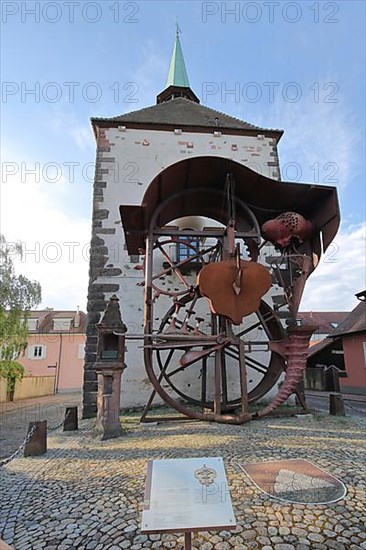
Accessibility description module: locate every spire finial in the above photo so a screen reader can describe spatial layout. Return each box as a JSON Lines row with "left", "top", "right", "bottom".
{"left": 165, "top": 23, "right": 189, "bottom": 88}
{"left": 156, "top": 23, "right": 200, "bottom": 104}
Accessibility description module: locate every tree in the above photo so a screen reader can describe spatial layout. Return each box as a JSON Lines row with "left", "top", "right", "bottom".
{"left": 0, "top": 234, "right": 42, "bottom": 393}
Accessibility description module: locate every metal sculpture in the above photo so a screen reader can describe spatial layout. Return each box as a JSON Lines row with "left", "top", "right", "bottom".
{"left": 119, "top": 157, "right": 340, "bottom": 423}
{"left": 261, "top": 212, "right": 313, "bottom": 248}
{"left": 198, "top": 247, "right": 272, "bottom": 324}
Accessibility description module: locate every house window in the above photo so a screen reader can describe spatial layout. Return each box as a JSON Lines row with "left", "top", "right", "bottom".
{"left": 34, "top": 346, "right": 42, "bottom": 357}
{"left": 29, "top": 345, "right": 46, "bottom": 359}
{"left": 27, "top": 318, "right": 38, "bottom": 331}
{"left": 177, "top": 236, "right": 199, "bottom": 263}
{"left": 53, "top": 318, "right": 73, "bottom": 331}
{"left": 78, "top": 344, "right": 85, "bottom": 359}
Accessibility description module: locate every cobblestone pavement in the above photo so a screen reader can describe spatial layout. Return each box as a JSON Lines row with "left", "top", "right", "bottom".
{"left": 0, "top": 393, "right": 82, "bottom": 459}
{"left": 304, "top": 392, "right": 366, "bottom": 421}
{"left": 1, "top": 408, "right": 365, "bottom": 550}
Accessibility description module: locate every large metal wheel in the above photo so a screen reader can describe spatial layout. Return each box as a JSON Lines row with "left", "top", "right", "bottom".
{"left": 143, "top": 290, "right": 285, "bottom": 422}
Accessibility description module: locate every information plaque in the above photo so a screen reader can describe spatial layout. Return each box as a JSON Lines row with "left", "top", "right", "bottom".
{"left": 141, "top": 457, "right": 236, "bottom": 535}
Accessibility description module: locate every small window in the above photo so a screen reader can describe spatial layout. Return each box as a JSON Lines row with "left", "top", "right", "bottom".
{"left": 27, "top": 319, "right": 38, "bottom": 331}
{"left": 29, "top": 345, "right": 46, "bottom": 360}
{"left": 53, "top": 318, "right": 73, "bottom": 331}
{"left": 177, "top": 236, "right": 199, "bottom": 263}
{"left": 78, "top": 344, "right": 85, "bottom": 359}
{"left": 330, "top": 322, "right": 339, "bottom": 329}
{"left": 34, "top": 346, "right": 42, "bottom": 357}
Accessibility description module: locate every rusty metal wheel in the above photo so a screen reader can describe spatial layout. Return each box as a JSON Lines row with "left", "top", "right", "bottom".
{"left": 143, "top": 292, "right": 285, "bottom": 421}
{"left": 148, "top": 237, "right": 216, "bottom": 297}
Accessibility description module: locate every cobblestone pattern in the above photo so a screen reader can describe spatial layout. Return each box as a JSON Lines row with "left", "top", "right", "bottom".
{"left": 0, "top": 394, "right": 81, "bottom": 459}
{"left": 1, "top": 413, "right": 365, "bottom": 550}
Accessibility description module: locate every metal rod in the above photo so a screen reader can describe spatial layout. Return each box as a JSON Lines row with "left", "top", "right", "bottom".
{"left": 155, "top": 228, "right": 259, "bottom": 238}
{"left": 140, "top": 348, "right": 175, "bottom": 422}
{"left": 180, "top": 294, "right": 199, "bottom": 332}
{"left": 184, "top": 532, "right": 192, "bottom": 550}
{"left": 214, "top": 348, "right": 222, "bottom": 415}
{"left": 144, "top": 233, "right": 154, "bottom": 335}
{"left": 238, "top": 340, "right": 249, "bottom": 414}
{"left": 201, "top": 357, "right": 207, "bottom": 405}
{"left": 155, "top": 241, "right": 190, "bottom": 289}
{"left": 151, "top": 243, "right": 218, "bottom": 281}
{"left": 220, "top": 318, "right": 228, "bottom": 407}
{"left": 221, "top": 348, "right": 228, "bottom": 408}
{"left": 117, "top": 333, "right": 229, "bottom": 341}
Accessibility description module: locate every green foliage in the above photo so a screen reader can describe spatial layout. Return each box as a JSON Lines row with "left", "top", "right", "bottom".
{"left": 0, "top": 234, "right": 42, "bottom": 366}
{"left": 0, "top": 360, "right": 25, "bottom": 392}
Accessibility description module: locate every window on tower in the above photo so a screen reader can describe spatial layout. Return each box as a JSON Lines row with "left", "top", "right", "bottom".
{"left": 177, "top": 235, "right": 199, "bottom": 263}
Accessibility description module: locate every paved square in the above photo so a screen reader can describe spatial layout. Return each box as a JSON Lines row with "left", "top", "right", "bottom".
{"left": 1, "top": 408, "right": 365, "bottom": 549}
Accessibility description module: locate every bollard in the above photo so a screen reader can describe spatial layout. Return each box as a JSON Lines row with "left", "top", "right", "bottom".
{"left": 24, "top": 420, "right": 47, "bottom": 457}
{"left": 329, "top": 393, "right": 346, "bottom": 416}
{"left": 63, "top": 407, "right": 78, "bottom": 431}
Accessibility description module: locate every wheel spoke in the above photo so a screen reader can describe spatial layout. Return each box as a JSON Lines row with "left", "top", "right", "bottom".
{"left": 156, "top": 242, "right": 190, "bottom": 289}
{"left": 235, "top": 312, "right": 276, "bottom": 338}
{"left": 245, "top": 356, "right": 268, "bottom": 375}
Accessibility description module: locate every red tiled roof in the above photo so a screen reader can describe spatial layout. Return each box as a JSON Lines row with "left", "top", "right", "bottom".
{"left": 27, "top": 310, "right": 87, "bottom": 333}
{"left": 331, "top": 301, "right": 366, "bottom": 337}
{"left": 298, "top": 312, "right": 349, "bottom": 334}
{"left": 307, "top": 299, "right": 366, "bottom": 358}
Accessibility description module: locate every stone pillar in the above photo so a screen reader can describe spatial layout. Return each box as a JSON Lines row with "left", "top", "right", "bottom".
{"left": 92, "top": 295, "right": 127, "bottom": 440}
{"left": 96, "top": 369, "right": 124, "bottom": 439}
{"left": 329, "top": 392, "right": 346, "bottom": 416}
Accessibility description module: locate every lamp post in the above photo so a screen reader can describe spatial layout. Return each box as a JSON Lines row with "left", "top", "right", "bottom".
{"left": 93, "top": 294, "right": 127, "bottom": 440}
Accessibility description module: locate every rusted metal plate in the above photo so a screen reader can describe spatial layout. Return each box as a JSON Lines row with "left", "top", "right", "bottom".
{"left": 198, "top": 259, "right": 271, "bottom": 325}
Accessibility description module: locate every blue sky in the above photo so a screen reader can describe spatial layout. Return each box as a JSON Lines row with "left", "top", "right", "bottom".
{"left": 1, "top": 0, "right": 365, "bottom": 311}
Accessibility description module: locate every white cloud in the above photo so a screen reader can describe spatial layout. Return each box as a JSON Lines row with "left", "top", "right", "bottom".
{"left": 70, "top": 124, "right": 93, "bottom": 152}
{"left": 130, "top": 42, "right": 167, "bottom": 108}
{"left": 1, "top": 155, "right": 90, "bottom": 311}
{"left": 252, "top": 81, "right": 359, "bottom": 191}
{"left": 50, "top": 109, "right": 95, "bottom": 153}
{"left": 300, "top": 222, "right": 366, "bottom": 311}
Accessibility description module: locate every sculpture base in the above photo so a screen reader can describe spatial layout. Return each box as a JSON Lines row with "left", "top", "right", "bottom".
{"left": 95, "top": 369, "right": 124, "bottom": 440}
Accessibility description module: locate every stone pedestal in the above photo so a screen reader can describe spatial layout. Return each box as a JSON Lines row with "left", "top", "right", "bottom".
{"left": 329, "top": 392, "right": 346, "bottom": 416}
{"left": 92, "top": 294, "right": 127, "bottom": 440}
{"left": 95, "top": 368, "right": 124, "bottom": 439}
{"left": 24, "top": 420, "right": 47, "bottom": 457}
{"left": 63, "top": 407, "right": 78, "bottom": 431}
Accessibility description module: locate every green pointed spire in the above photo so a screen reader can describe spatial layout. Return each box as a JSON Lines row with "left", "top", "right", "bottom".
{"left": 166, "top": 24, "right": 190, "bottom": 88}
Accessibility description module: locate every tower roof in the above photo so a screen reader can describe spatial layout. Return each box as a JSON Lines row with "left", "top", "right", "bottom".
{"left": 91, "top": 27, "right": 283, "bottom": 138}
{"left": 91, "top": 97, "right": 283, "bottom": 138}
{"left": 166, "top": 28, "right": 190, "bottom": 88}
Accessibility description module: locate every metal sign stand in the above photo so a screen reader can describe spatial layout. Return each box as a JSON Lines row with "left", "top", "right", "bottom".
{"left": 184, "top": 532, "right": 192, "bottom": 549}
{"left": 141, "top": 457, "right": 236, "bottom": 549}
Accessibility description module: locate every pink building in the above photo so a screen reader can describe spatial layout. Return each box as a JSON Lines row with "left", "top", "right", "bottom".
{"left": 18, "top": 310, "right": 86, "bottom": 393}
{"left": 307, "top": 292, "right": 366, "bottom": 396}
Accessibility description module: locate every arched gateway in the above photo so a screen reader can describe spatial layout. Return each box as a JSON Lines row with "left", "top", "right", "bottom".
{"left": 83, "top": 33, "right": 340, "bottom": 422}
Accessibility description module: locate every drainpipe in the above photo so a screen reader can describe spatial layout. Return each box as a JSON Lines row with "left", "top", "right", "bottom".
{"left": 55, "top": 333, "right": 63, "bottom": 393}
